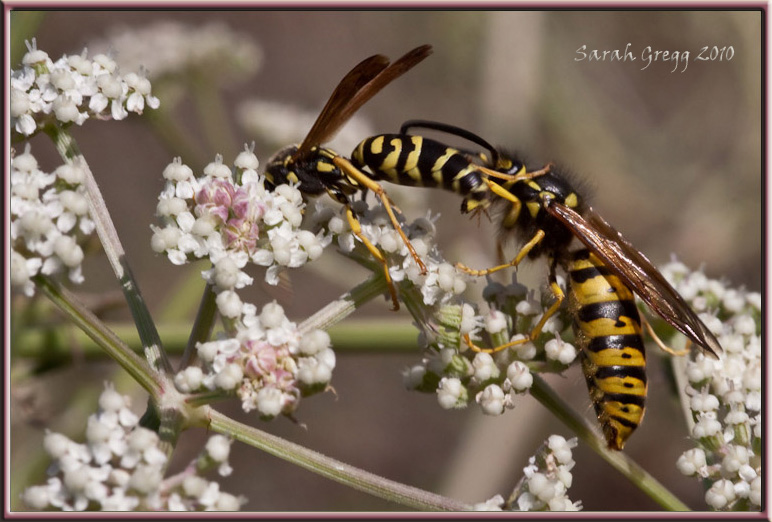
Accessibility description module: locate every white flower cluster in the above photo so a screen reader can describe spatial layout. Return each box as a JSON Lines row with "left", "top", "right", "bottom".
{"left": 513, "top": 435, "right": 582, "bottom": 511}
{"left": 309, "top": 200, "right": 468, "bottom": 308}
{"left": 11, "top": 39, "right": 160, "bottom": 138}
{"left": 151, "top": 146, "right": 330, "bottom": 289}
{"left": 11, "top": 145, "right": 95, "bottom": 296}
{"left": 471, "top": 435, "right": 582, "bottom": 511}
{"left": 663, "top": 261, "right": 762, "bottom": 511}
{"left": 174, "top": 301, "right": 336, "bottom": 418}
{"left": 88, "top": 21, "right": 262, "bottom": 83}
{"left": 403, "top": 274, "right": 575, "bottom": 416}
{"left": 21, "top": 385, "right": 244, "bottom": 511}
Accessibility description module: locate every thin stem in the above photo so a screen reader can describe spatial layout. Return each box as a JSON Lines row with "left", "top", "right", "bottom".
{"left": 178, "top": 282, "right": 218, "bottom": 370}
{"left": 12, "top": 319, "right": 422, "bottom": 360}
{"left": 529, "top": 374, "right": 690, "bottom": 511}
{"left": 206, "top": 408, "right": 471, "bottom": 511}
{"left": 34, "top": 275, "right": 162, "bottom": 398}
{"left": 45, "top": 125, "right": 172, "bottom": 374}
{"left": 299, "top": 273, "right": 390, "bottom": 335}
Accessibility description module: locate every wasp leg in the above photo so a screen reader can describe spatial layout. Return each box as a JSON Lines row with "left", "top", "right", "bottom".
{"left": 345, "top": 205, "right": 400, "bottom": 311}
{"left": 456, "top": 178, "right": 547, "bottom": 276}
{"left": 334, "top": 156, "right": 428, "bottom": 275}
{"left": 466, "top": 267, "right": 565, "bottom": 354}
{"left": 456, "top": 230, "right": 545, "bottom": 277}
{"left": 641, "top": 314, "right": 690, "bottom": 356}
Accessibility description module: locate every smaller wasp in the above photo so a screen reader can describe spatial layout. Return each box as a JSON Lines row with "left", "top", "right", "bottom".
{"left": 265, "top": 46, "right": 433, "bottom": 310}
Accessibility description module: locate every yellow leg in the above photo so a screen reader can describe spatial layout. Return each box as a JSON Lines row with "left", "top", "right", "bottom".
{"left": 642, "top": 314, "right": 690, "bottom": 356}
{"left": 456, "top": 176, "right": 548, "bottom": 277}
{"left": 334, "top": 156, "right": 428, "bottom": 274}
{"left": 457, "top": 229, "right": 545, "bottom": 277}
{"left": 466, "top": 271, "right": 565, "bottom": 354}
{"left": 345, "top": 206, "right": 400, "bottom": 311}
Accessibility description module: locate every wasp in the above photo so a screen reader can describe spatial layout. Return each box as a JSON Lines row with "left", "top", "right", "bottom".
{"left": 264, "top": 46, "right": 433, "bottom": 310}
{"left": 352, "top": 120, "right": 722, "bottom": 449}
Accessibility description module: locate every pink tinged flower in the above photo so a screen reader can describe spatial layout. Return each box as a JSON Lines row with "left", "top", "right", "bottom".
{"left": 223, "top": 217, "right": 259, "bottom": 254}
{"left": 196, "top": 179, "right": 236, "bottom": 223}
{"left": 243, "top": 340, "right": 278, "bottom": 378}
{"left": 272, "top": 367, "right": 299, "bottom": 393}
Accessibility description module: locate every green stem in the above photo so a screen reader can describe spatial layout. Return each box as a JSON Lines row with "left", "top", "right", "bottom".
{"left": 34, "top": 275, "right": 161, "bottom": 397}
{"left": 299, "top": 273, "right": 391, "bottom": 334}
{"left": 178, "top": 282, "right": 218, "bottom": 370}
{"left": 12, "top": 319, "right": 422, "bottom": 361}
{"left": 206, "top": 408, "right": 470, "bottom": 511}
{"left": 45, "top": 125, "right": 171, "bottom": 374}
{"left": 529, "top": 374, "right": 690, "bottom": 511}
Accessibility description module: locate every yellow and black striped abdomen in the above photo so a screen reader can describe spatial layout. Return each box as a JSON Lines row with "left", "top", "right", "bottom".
{"left": 351, "top": 134, "right": 489, "bottom": 210}
{"left": 568, "top": 248, "right": 647, "bottom": 450}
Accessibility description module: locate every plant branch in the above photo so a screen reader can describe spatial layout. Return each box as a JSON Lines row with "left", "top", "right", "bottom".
{"left": 34, "top": 275, "right": 162, "bottom": 397}
{"left": 45, "top": 125, "right": 172, "bottom": 374}
{"left": 205, "top": 408, "right": 471, "bottom": 511}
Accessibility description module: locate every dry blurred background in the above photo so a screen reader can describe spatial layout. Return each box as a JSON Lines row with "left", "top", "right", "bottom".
{"left": 10, "top": 10, "right": 761, "bottom": 511}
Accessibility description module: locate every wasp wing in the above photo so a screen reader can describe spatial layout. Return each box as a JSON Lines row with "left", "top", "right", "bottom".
{"left": 298, "top": 45, "right": 432, "bottom": 158}
{"left": 296, "top": 54, "right": 390, "bottom": 158}
{"left": 546, "top": 201, "right": 722, "bottom": 357}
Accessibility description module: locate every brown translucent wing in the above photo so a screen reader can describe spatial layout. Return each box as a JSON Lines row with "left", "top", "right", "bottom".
{"left": 297, "top": 45, "right": 433, "bottom": 158}
{"left": 296, "top": 54, "right": 389, "bottom": 157}
{"left": 546, "top": 201, "right": 722, "bottom": 357}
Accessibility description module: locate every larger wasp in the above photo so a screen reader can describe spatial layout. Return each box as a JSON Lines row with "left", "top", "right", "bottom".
{"left": 264, "top": 46, "right": 433, "bottom": 310}
{"left": 352, "top": 120, "right": 722, "bottom": 449}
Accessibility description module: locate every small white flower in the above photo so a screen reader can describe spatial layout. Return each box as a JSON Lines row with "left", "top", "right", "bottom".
{"left": 544, "top": 338, "right": 577, "bottom": 365}
{"left": 255, "top": 387, "right": 285, "bottom": 418}
{"left": 471, "top": 352, "right": 499, "bottom": 382}
{"left": 215, "top": 290, "right": 244, "bottom": 319}
{"left": 484, "top": 309, "right": 508, "bottom": 334}
{"left": 476, "top": 384, "right": 507, "bottom": 416}
{"left": 437, "top": 377, "right": 467, "bottom": 409}
{"left": 205, "top": 435, "right": 232, "bottom": 464}
{"left": 174, "top": 366, "right": 204, "bottom": 393}
{"left": 506, "top": 361, "right": 533, "bottom": 393}
{"left": 298, "top": 329, "right": 330, "bottom": 356}
{"left": 213, "top": 363, "right": 243, "bottom": 391}
{"left": 676, "top": 448, "right": 707, "bottom": 476}
{"left": 705, "top": 479, "right": 736, "bottom": 509}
